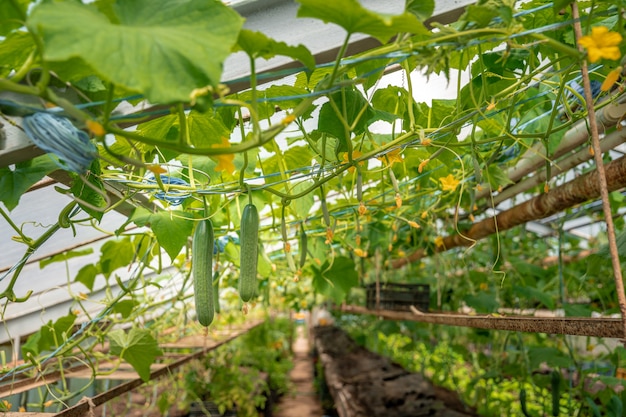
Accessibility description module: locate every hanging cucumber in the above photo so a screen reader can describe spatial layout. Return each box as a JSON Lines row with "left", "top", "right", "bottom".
{"left": 239, "top": 203, "right": 259, "bottom": 302}
{"left": 299, "top": 222, "right": 308, "bottom": 268}
{"left": 193, "top": 219, "right": 214, "bottom": 327}
{"left": 212, "top": 270, "right": 221, "bottom": 314}
{"left": 520, "top": 388, "right": 530, "bottom": 417}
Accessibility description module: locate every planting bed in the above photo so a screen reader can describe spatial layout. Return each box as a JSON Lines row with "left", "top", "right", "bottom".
{"left": 313, "top": 325, "right": 478, "bottom": 417}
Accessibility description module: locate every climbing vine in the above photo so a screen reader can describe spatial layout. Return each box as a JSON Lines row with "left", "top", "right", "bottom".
{"left": 1, "top": 0, "right": 626, "bottom": 413}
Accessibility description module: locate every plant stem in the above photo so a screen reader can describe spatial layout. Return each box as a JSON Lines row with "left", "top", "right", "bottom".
{"left": 571, "top": 2, "right": 626, "bottom": 344}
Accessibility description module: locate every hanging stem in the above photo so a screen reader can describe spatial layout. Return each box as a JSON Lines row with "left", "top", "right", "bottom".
{"left": 571, "top": 2, "right": 626, "bottom": 344}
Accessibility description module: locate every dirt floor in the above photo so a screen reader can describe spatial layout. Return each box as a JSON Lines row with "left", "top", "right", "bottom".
{"left": 314, "top": 325, "right": 478, "bottom": 417}
{"left": 273, "top": 325, "right": 324, "bottom": 417}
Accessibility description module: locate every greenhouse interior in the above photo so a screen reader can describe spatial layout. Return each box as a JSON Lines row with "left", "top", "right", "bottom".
{"left": 2, "top": 0, "right": 626, "bottom": 416}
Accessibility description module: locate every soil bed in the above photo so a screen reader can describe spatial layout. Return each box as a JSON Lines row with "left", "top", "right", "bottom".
{"left": 313, "top": 325, "right": 478, "bottom": 417}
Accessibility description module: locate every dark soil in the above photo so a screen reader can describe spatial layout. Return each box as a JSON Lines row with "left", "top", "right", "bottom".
{"left": 313, "top": 325, "right": 479, "bottom": 417}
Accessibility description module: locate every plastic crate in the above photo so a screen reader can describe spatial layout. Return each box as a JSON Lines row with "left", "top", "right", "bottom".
{"left": 365, "top": 283, "right": 430, "bottom": 312}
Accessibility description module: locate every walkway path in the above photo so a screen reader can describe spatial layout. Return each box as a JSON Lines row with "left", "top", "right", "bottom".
{"left": 273, "top": 325, "right": 324, "bottom": 417}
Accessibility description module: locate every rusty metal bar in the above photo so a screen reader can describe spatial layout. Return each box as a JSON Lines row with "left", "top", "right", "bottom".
{"left": 393, "top": 154, "right": 626, "bottom": 268}
{"left": 52, "top": 320, "right": 263, "bottom": 417}
{"left": 340, "top": 305, "right": 624, "bottom": 338}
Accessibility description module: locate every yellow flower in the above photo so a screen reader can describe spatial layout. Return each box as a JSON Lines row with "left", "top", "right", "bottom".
{"left": 578, "top": 26, "right": 623, "bottom": 63}
{"left": 325, "top": 228, "right": 334, "bottom": 244}
{"left": 86, "top": 119, "right": 105, "bottom": 136}
{"left": 147, "top": 164, "right": 167, "bottom": 175}
{"left": 395, "top": 193, "right": 402, "bottom": 208}
{"left": 439, "top": 174, "right": 460, "bottom": 191}
{"left": 358, "top": 201, "right": 367, "bottom": 216}
{"left": 421, "top": 211, "right": 428, "bottom": 219}
{"left": 211, "top": 137, "right": 235, "bottom": 174}
{"left": 342, "top": 150, "right": 363, "bottom": 172}
{"left": 418, "top": 159, "right": 430, "bottom": 173}
{"left": 602, "top": 66, "right": 622, "bottom": 91}
{"left": 420, "top": 138, "right": 432, "bottom": 146}
{"left": 377, "top": 148, "right": 403, "bottom": 166}
{"left": 353, "top": 248, "right": 368, "bottom": 258}
{"left": 434, "top": 236, "right": 444, "bottom": 248}
{"left": 407, "top": 220, "right": 420, "bottom": 229}
{"left": 281, "top": 114, "right": 296, "bottom": 125}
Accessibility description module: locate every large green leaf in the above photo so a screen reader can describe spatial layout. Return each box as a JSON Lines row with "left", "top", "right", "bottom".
{"left": 28, "top": 0, "right": 243, "bottom": 103}
{"left": 463, "top": 291, "right": 499, "bottom": 313}
{"left": 132, "top": 208, "right": 193, "bottom": 261}
{"left": 109, "top": 328, "right": 162, "bottom": 382}
{"left": 99, "top": 238, "right": 135, "bottom": 278}
{"left": 0, "top": 30, "right": 35, "bottom": 77}
{"left": 296, "top": 0, "right": 429, "bottom": 42}
{"left": 70, "top": 161, "right": 106, "bottom": 222}
{"left": 527, "top": 346, "right": 573, "bottom": 369}
{"left": 318, "top": 88, "right": 375, "bottom": 154}
{"left": 405, "top": 0, "right": 434, "bottom": 21}
{"left": 75, "top": 264, "right": 100, "bottom": 291}
{"left": 235, "top": 29, "right": 315, "bottom": 70}
{"left": 187, "top": 110, "right": 231, "bottom": 148}
{"left": 512, "top": 285, "right": 555, "bottom": 310}
{"left": 40, "top": 248, "right": 94, "bottom": 269}
{"left": 0, "top": 0, "right": 29, "bottom": 36}
{"left": 290, "top": 180, "right": 314, "bottom": 219}
{"left": 312, "top": 256, "right": 358, "bottom": 304}
{"left": 262, "top": 146, "right": 314, "bottom": 185}
{"left": 22, "top": 313, "right": 77, "bottom": 359}
{"left": 0, "top": 156, "right": 58, "bottom": 211}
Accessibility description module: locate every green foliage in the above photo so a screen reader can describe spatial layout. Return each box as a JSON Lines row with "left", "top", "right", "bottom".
{"left": 131, "top": 208, "right": 194, "bottom": 261}
{"left": 109, "top": 327, "right": 163, "bottom": 382}
{"left": 312, "top": 256, "right": 359, "bottom": 304}
{"left": 236, "top": 29, "right": 315, "bottom": 70}
{"left": 22, "top": 313, "right": 77, "bottom": 360}
{"left": 28, "top": 0, "right": 243, "bottom": 103}
{"left": 0, "top": 156, "right": 57, "bottom": 211}
{"left": 296, "top": 0, "right": 429, "bottom": 41}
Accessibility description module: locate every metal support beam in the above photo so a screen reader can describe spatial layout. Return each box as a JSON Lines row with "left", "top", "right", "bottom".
{"left": 341, "top": 305, "right": 624, "bottom": 338}
{"left": 393, "top": 154, "right": 626, "bottom": 268}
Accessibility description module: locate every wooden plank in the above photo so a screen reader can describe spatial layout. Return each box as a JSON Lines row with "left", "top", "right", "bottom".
{"left": 340, "top": 305, "right": 624, "bottom": 338}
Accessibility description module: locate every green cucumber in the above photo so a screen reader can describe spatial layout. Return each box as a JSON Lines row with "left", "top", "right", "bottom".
{"left": 299, "top": 222, "right": 307, "bottom": 268}
{"left": 193, "top": 219, "right": 214, "bottom": 326}
{"left": 213, "top": 270, "right": 220, "bottom": 314}
{"left": 239, "top": 203, "right": 259, "bottom": 302}
{"left": 520, "top": 388, "right": 530, "bottom": 417}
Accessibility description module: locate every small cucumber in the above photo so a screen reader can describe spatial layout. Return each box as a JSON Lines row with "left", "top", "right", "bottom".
{"left": 299, "top": 223, "right": 307, "bottom": 268}
{"left": 239, "top": 203, "right": 259, "bottom": 302}
{"left": 212, "top": 270, "right": 221, "bottom": 314}
{"left": 520, "top": 388, "right": 530, "bottom": 417}
{"left": 193, "top": 219, "right": 214, "bottom": 326}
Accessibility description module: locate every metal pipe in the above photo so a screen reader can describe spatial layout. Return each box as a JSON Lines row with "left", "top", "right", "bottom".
{"left": 393, "top": 154, "right": 626, "bottom": 268}
{"left": 341, "top": 305, "right": 623, "bottom": 338}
